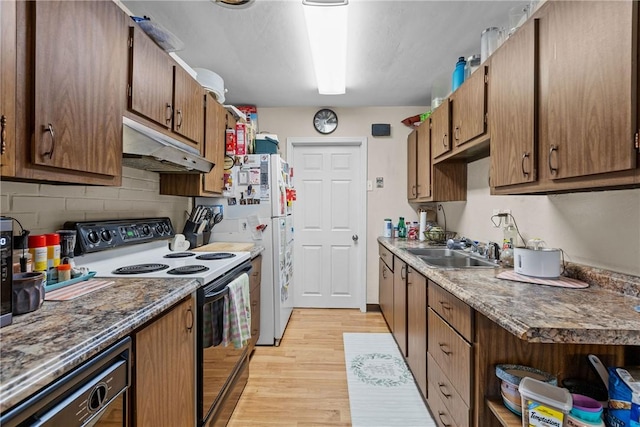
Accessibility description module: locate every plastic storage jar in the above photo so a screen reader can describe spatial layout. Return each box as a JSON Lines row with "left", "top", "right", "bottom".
{"left": 519, "top": 376, "right": 572, "bottom": 427}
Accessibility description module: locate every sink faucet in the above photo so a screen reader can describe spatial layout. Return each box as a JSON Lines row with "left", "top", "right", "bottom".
{"left": 462, "top": 238, "right": 483, "bottom": 255}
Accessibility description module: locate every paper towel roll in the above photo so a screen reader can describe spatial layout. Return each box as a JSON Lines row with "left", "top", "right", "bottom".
{"left": 418, "top": 211, "right": 428, "bottom": 241}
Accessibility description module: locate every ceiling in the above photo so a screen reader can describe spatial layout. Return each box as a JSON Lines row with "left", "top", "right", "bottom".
{"left": 121, "top": 0, "right": 522, "bottom": 108}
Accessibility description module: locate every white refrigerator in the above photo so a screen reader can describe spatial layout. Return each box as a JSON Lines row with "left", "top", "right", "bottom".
{"left": 197, "top": 154, "right": 294, "bottom": 346}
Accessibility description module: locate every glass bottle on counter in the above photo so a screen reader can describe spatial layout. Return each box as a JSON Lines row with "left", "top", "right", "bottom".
{"left": 501, "top": 216, "right": 517, "bottom": 267}
{"left": 397, "top": 217, "right": 407, "bottom": 239}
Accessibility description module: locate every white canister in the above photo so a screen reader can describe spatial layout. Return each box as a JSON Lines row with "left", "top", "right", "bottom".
{"left": 514, "top": 247, "right": 562, "bottom": 278}
{"left": 383, "top": 219, "right": 392, "bottom": 238}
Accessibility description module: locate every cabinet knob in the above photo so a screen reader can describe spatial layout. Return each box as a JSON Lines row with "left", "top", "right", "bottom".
{"left": 1, "top": 115, "right": 6, "bottom": 155}
{"left": 165, "top": 103, "right": 173, "bottom": 125}
{"left": 176, "top": 109, "right": 183, "bottom": 129}
{"left": 548, "top": 145, "right": 559, "bottom": 175}
{"left": 42, "top": 123, "right": 55, "bottom": 159}
{"left": 521, "top": 152, "right": 531, "bottom": 177}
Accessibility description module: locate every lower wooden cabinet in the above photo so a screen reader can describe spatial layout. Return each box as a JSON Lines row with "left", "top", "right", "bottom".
{"left": 379, "top": 256, "right": 394, "bottom": 331}
{"left": 134, "top": 296, "right": 195, "bottom": 426}
{"left": 249, "top": 255, "right": 262, "bottom": 353}
{"left": 392, "top": 256, "right": 407, "bottom": 357}
{"left": 406, "top": 267, "right": 427, "bottom": 398}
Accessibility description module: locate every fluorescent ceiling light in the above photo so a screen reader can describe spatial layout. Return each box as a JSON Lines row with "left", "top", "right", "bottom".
{"left": 303, "top": 1, "right": 348, "bottom": 95}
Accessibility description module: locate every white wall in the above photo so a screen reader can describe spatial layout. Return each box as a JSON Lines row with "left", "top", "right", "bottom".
{"left": 0, "top": 167, "right": 191, "bottom": 235}
{"left": 259, "top": 107, "right": 640, "bottom": 306}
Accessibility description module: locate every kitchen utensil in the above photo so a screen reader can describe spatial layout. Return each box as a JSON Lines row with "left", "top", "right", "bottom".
{"left": 588, "top": 354, "right": 609, "bottom": 391}
{"left": 12, "top": 271, "right": 45, "bottom": 315}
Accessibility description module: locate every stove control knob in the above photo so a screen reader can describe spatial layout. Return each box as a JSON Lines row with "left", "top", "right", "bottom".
{"left": 101, "top": 230, "right": 112, "bottom": 242}
{"left": 141, "top": 225, "right": 151, "bottom": 236}
{"left": 155, "top": 224, "right": 164, "bottom": 235}
{"left": 163, "top": 223, "right": 171, "bottom": 233}
{"left": 87, "top": 231, "right": 100, "bottom": 244}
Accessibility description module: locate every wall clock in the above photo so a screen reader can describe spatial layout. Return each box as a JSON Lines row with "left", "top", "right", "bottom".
{"left": 313, "top": 109, "right": 338, "bottom": 134}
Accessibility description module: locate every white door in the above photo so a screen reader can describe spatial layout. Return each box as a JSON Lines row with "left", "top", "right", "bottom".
{"left": 288, "top": 137, "right": 367, "bottom": 310}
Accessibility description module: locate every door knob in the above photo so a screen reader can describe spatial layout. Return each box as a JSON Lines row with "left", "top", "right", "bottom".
{"left": 352, "top": 235, "right": 358, "bottom": 242}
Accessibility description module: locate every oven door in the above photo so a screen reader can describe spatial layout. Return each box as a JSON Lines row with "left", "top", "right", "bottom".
{"left": 198, "top": 261, "right": 251, "bottom": 425}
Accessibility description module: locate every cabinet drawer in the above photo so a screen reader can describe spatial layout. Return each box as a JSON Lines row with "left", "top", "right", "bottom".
{"left": 428, "top": 309, "right": 472, "bottom": 405}
{"left": 428, "top": 282, "right": 473, "bottom": 342}
{"left": 378, "top": 244, "right": 394, "bottom": 271}
{"left": 427, "top": 353, "right": 470, "bottom": 427}
{"left": 427, "top": 381, "right": 459, "bottom": 427}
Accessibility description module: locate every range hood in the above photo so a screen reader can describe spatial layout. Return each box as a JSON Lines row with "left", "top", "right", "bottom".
{"left": 122, "top": 117, "right": 213, "bottom": 174}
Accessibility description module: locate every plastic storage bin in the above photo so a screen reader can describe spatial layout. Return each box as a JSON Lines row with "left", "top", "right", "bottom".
{"left": 255, "top": 134, "right": 279, "bottom": 154}
{"left": 519, "top": 376, "right": 572, "bottom": 427}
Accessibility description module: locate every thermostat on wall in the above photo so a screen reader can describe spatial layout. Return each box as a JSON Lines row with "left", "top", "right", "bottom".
{"left": 371, "top": 123, "right": 391, "bottom": 136}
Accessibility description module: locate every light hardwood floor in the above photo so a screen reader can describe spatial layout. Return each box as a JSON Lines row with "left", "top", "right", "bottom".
{"left": 228, "top": 308, "right": 390, "bottom": 426}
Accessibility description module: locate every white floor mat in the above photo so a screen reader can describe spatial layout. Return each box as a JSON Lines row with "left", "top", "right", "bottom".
{"left": 343, "top": 332, "right": 436, "bottom": 427}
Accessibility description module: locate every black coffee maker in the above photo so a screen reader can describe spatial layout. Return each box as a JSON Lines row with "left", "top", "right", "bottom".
{"left": 0, "top": 217, "right": 13, "bottom": 328}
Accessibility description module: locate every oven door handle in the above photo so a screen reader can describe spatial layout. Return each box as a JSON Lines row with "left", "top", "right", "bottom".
{"left": 204, "top": 286, "right": 229, "bottom": 301}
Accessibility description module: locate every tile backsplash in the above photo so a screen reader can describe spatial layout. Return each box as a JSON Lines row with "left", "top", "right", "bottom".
{"left": 0, "top": 167, "right": 191, "bottom": 235}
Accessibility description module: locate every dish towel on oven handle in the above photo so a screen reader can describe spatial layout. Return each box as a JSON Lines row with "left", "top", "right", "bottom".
{"left": 223, "top": 273, "right": 252, "bottom": 348}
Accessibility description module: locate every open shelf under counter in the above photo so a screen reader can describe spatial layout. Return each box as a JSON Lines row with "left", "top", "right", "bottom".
{"left": 486, "top": 398, "right": 522, "bottom": 427}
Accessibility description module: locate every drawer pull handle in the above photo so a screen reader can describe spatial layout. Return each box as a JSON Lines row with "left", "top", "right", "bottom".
{"left": 439, "top": 343, "right": 452, "bottom": 356}
{"left": 439, "top": 301, "right": 452, "bottom": 310}
{"left": 437, "top": 411, "right": 451, "bottom": 427}
{"left": 185, "top": 307, "right": 194, "bottom": 333}
{"left": 438, "top": 382, "right": 451, "bottom": 398}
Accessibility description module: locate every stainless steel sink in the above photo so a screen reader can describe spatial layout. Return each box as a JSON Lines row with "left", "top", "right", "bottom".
{"left": 406, "top": 248, "right": 466, "bottom": 258}
{"left": 418, "top": 255, "right": 498, "bottom": 269}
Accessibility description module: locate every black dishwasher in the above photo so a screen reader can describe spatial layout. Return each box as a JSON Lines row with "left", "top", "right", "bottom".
{"left": 1, "top": 337, "right": 131, "bottom": 427}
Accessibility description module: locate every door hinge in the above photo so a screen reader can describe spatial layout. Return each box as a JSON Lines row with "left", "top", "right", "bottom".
{"left": 128, "top": 36, "right": 133, "bottom": 48}
{"left": 635, "top": 130, "right": 639, "bottom": 150}
{"left": 484, "top": 112, "right": 488, "bottom": 123}
{"left": 127, "top": 84, "right": 131, "bottom": 98}
{"left": 484, "top": 74, "right": 489, "bottom": 84}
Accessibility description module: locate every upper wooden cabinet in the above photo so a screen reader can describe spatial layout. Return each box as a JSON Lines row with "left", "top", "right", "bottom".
{"left": 407, "top": 123, "right": 431, "bottom": 201}
{"left": 491, "top": 0, "right": 640, "bottom": 194}
{"left": 129, "top": 25, "right": 174, "bottom": 130}
{"left": 1, "top": 0, "right": 16, "bottom": 178}
{"left": 160, "top": 94, "right": 228, "bottom": 196}
{"left": 7, "top": 1, "right": 127, "bottom": 185}
{"left": 128, "top": 25, "right": 204, "bottom": 150}
{"left": 430, "top": 101, "right": 451, "bottom": 160}
{"left": 489, "top": 16, "right": 537, "bottom": 188}
{"left": 451, "top": 66, "right": 487, "bottom": 149}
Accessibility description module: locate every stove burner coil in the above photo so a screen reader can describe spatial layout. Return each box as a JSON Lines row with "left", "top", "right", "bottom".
{"left": 113, "top": 263, "right": 169, "bottom": 274}
{"left": 195, "top": 253, "right": 236, "bottom": 260}
{"left": 167, "top": 265, "right": 210, "bottom": 275}
{"left": 163, "top": 252, "right": 196, "bottom": 258}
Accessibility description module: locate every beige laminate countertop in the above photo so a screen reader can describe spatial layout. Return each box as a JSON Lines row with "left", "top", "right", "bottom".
{"left": 0, "top": 243, "right": 264, "bottom": 414}
{"left": 379, "top": 237, "right": 640, "bottom": 346}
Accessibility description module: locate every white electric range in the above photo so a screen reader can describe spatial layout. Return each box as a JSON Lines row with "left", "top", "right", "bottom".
{"left": 66, "top": 218, "right": 250, "bottom": 284}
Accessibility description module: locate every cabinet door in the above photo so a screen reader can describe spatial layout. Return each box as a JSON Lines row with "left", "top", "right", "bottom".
{"left": 173, "top": 65, "right": 204, "bottom": 146}
{"left": 489, "top": 17, "right": 537, "bottom": 188}
{"left": 33, "top": 1, "right": 126, "bottom": 176}
{"left": 406, "top": 267, "right": 427, "bottom": 398}
{"left": 393, "top": 256, "right": 407, "bottom": 357}
{"left": 379, "top": 258, "right": 394, "bottom": 331}
{"left": 431, "top": 101, "right": 451, "bottom": 160}
{"left": 407, "top": 129, "right": 418, "bottom": 200}
{"left": 416, "top": 122, "right": 431, "bottom": 200}
{"left": 203, "top": 97, "right": 227, "bottom": 194}
{"left": 129, "top": 25, "right": 174, "bottom": 129}
{"left": 451, "top": 65, "right": 487, "bottom": 148}
{"left": 135, "top": 297, "right": 195, "bottom": 426}
{"left": 541, "top": 1, "right": 636, "bottom": 180}
{"left": 0, "top": 0, "right": 16, "bottom": 177}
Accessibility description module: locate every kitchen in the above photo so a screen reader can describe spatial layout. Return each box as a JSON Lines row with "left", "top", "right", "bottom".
{"left": 1, "top": 0, "right": 639, "bottom": 426}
